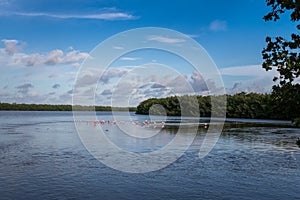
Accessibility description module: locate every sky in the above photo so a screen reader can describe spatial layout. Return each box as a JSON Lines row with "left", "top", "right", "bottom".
{"left": 0, "top": 0, "right": 297, "bottom": 106}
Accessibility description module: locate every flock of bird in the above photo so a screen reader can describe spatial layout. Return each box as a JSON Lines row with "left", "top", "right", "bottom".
{"left": 78, "top": 119, "right": 166, "bottom": 128}
{"left": 77, "top": 119, "right": 209, "bottom": 129}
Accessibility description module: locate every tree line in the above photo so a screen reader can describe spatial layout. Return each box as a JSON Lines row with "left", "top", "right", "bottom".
{"left": 0, "top": 103, "right": 136, "bottom": 112}
{"left": 136, "top": 91, "right": 300, "bottom": 121}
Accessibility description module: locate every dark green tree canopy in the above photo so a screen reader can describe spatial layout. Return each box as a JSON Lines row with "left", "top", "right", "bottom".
{"left": 262, "top": 0, "right": 300, "bottom": 85}
{"left": 263, "top": 0, "right": 300, "bottom": 22}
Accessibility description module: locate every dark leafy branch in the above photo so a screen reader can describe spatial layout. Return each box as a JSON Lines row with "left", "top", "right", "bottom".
{"left": 263, "top": 0, "right": 300, "bottom": 22}
{"left": 262, "top": 0, "right": 300, "bottom": 85}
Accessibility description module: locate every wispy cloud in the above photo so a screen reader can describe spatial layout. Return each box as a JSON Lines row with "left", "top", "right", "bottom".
{"left": 209, "top": 20, "right": 227, "bottom": 32}
{"left": 119, "top": 57, "right": 141, "bottom": 61}
{"left": 147, "top": 35, "right": 186, "bottom": 44}
{"left": 113, "top": 46, "right": 125, "bottom": 50}
{"left": 220, "top": 65, "right": 276, "bottom": 77}
{"left": 185, "top": 34, "right": 200, "bottom": 38}
{"left": 9, "top": 11, "right": 137, "bottom": 21}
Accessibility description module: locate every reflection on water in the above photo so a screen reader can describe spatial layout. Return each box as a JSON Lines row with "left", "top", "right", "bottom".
{"left": 0, "top": 111, "right": 299, "bottom": 200}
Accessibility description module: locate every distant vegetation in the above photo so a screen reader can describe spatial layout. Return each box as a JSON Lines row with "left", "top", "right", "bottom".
{"left": 0, "top": 103, "right": 136, "bottom": 112}
{"left": 1, "top": 90, "right": 300, "bottom": 123}
{"left": 136, "top": 92, "right": 300, "bottom": 121}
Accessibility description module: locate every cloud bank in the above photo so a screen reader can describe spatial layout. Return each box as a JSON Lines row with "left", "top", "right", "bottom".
{"left": 0, "top": 39, "right": 91, "bottom": 67}
{"left": 220, "top": 65, "right": 278, "bottom": 94}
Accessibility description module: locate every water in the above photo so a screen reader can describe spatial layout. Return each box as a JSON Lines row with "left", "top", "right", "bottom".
{"left": 0, "top": 111, "right": 299, "bottom": 200}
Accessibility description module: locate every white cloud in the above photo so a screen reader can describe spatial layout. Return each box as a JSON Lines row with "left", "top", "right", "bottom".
{"left": 72, "top": 63, "right": 81, "bottom": 67}
{"left": 147, "top": 35, "right": 186, "bottom": 44}
{"left": 75, "top": 68, "right": 130, "bottom": 89}
{"left": 64, "top": 50, "right": 90, "bottom": 63}
{"left": 44, "top": 49, "right": 91, "bottom": 66}
{"left": 209, "top": 20, "right": 227, "bottom": 32}
{"left": 76, "top": 74, "right": 99, "bottom": 87}
{"left": 10, "top": 11, "right": 137, "bottom": 21}
{"left": 119, "top": 57, "right": 141, "bottom": 61}
{"left": 185, "top": 34, "right": 200, "bottom": 38}
{"left": 220, "top": 65, "right": 277, "bottom": 77}
{"left": 1, "top": 39, "right": 21, "bottom": 55}
{"left": 100, "top": 69, "right": 127, "bottom": 84}
{"left": 0, "top": 39, "right": 91, "bottom": 67}
{"left": 190, "top": 70, "right": 208, "bottom": 92}
{"left": 220, "top": 65, "right": 278, "bottom": 94}
{"left": 226, "top": 80, "right": 272, "bottom": 95}
{"left": 22, "top": 53, "right": 41, "bottom": 66}
{"left": 44, "top": 49, "right": 64, "bottom": 65}
{"left": 113, "top": 46, "right": 125, "bottom": 50}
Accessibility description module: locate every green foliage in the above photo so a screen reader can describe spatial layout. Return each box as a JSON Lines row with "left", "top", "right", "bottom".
{"left": 262, "top": 0, "right": 300, "bottom": 85}
{"left": 0, "top": 103, "right": 136, "bottom": 112}
{"left": 0, "top": 103, "right": 72, "bottom": 111}
{"left": 136, "top": 93, "right": 284, "bottom": 119}
{"left": 270, "top": 83, "right": 300, "bottom": 119}
{"left": 226, "top": 93, "right": 271, "bottom": 119}
{"left": 261, "top": 1, "right": 300, "bottom": 122}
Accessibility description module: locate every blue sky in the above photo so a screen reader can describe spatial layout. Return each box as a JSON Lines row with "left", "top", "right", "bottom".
{"left": 0, "top": 0, "right": 297, "bottom": 105}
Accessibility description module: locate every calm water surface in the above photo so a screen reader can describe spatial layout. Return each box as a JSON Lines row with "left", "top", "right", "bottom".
{"left": 0, "top": 111, "right": 299, "bottom": 200}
